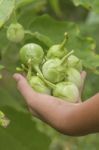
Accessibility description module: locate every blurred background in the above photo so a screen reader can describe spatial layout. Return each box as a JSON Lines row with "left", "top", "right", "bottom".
{"left": 0, "top": 0, "right": 99, "bottom": 149}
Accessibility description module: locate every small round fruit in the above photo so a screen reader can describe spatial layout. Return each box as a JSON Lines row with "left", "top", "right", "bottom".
{"left": 67, "top": 55, "right": 82, "bottom": 71}
{"left": 29, "top": 76, "right": 51, "bottom": 94}
{"left": 42, "top": 58, "right": 65, "bottom": 83}
{"left": 53, "top": 82, "right": 79, "bottom": 102}
{"left": 7, "top": 23, "right": 24, "bottom": 43}
{"left": 66, "top": 68, "right": 82, "bottom": 88}
{"left": 19, "top": 43, "right": 44, "bottom": 66}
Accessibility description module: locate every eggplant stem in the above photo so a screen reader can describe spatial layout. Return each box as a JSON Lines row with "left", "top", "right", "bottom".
{"left": 60, "top": 32, "right": 68, "bottom": 49}
{"left": 60, "top": 50, "right": 74, "bottom": 65}
{"left": 37, "top": 73, "right": 56, "bottom": 89}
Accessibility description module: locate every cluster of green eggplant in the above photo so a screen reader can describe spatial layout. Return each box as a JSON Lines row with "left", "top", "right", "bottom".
{"left": 17, "top": 32, "right": 83, "bottom": 102}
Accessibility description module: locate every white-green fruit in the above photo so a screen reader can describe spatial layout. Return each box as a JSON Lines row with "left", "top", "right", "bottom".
{"left": 7, "top": 23, "right": 24, "bottom": 43}
{"left": 53, "top": 82, "right": 79, "bottom": 102}
{"left": 66, "top": 68, "right": 82, "bottom": 88}
{"left": 67, "top": 55, "right": 82, "bottom": 71}
{"left": 47, "top": 45, "right": 67, "bottom": 59}
{"left": 42, "top": 58, "right": 65, "bottom": 83}
{"left": 47, "top": 32, "right": 68, "bottom": 59}
{"left": 20, "top": 43, "right": 44, "bottom": 66}
{"left": 29, "top": 76, "right": 51, "bottom": 94}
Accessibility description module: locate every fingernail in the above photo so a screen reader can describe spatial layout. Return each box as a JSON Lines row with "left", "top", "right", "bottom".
{"left": 13, "top": 74, "right": 21, "bottom": 81}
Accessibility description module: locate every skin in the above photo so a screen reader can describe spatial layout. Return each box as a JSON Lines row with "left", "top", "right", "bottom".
{"left": 13, "top": 71, "right": 99, "bottom": 136}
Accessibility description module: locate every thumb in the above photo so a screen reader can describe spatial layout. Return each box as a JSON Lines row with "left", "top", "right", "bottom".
{"left": 13, "top": 73, "right": 35, "bottom": 106}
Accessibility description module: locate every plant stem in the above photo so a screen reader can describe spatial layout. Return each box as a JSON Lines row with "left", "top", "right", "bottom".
{"left": 37, "top": 73, "right": 56, "bottom": 89}
{"left": 60, "top": 32, "right": 68, "bottom": 49}
{"left": 60, "top": 50, "right": 74, "bottom": 65}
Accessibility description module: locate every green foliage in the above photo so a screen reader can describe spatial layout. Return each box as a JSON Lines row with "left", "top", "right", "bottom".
{"left": 0, "top": 0, "right": 99, "bottom": 149}
{"left": 48, "top": 0, "right": 62, "bottom": 17}
{"left": 0, "top": 0, "right": 15, "bottom": 28}
{"left": 0, "top": 107, "right": 50, "bottom": 150}
{"left": 72, "top": 0, "right": 99, "bottom": 13}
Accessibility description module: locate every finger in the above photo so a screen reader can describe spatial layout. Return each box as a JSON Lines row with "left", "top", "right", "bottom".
{"left": 13, "top": 73, "right": 35, "bottom": 106}
{"left": 13, "top": 73, "right": 41, "bottom": 118}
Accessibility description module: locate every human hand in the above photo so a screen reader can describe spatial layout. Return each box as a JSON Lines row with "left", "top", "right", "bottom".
{"left": 13, "top": 71, "right": 86, "bottom": 114}
{"left": 13, "top": 72, "right": 99, "bottom": 136}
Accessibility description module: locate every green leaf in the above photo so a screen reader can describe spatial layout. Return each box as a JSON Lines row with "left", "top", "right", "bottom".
{"left": 29, "top": 14, "right": 99, "bottom": 73}
{"left": 0, "top": 0, "right": 15, "bottom": 28}
{"left": 16, "top": 0, "right": 36, "bottom": 9}
{"left": 29, "top": 14, "right": 79, "bottom": 43}
{"left": 86, "top": 12, "right": 99, "bottom": 24}
{"left": 72, "top": 0, "right": 99, "bottom": 13}
{"left": 0, "top": 107, "right": 50, "bottom": 150}
{"left": 0, "top": 65, "right": 4, "bottom": 70}
{"left": 0, "top": 86, "right": 25, "bottom": 112}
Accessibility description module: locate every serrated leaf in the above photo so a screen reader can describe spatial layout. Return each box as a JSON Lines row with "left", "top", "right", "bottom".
{"left": 0, "top": 0, "right": 15, "bottom": 28}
